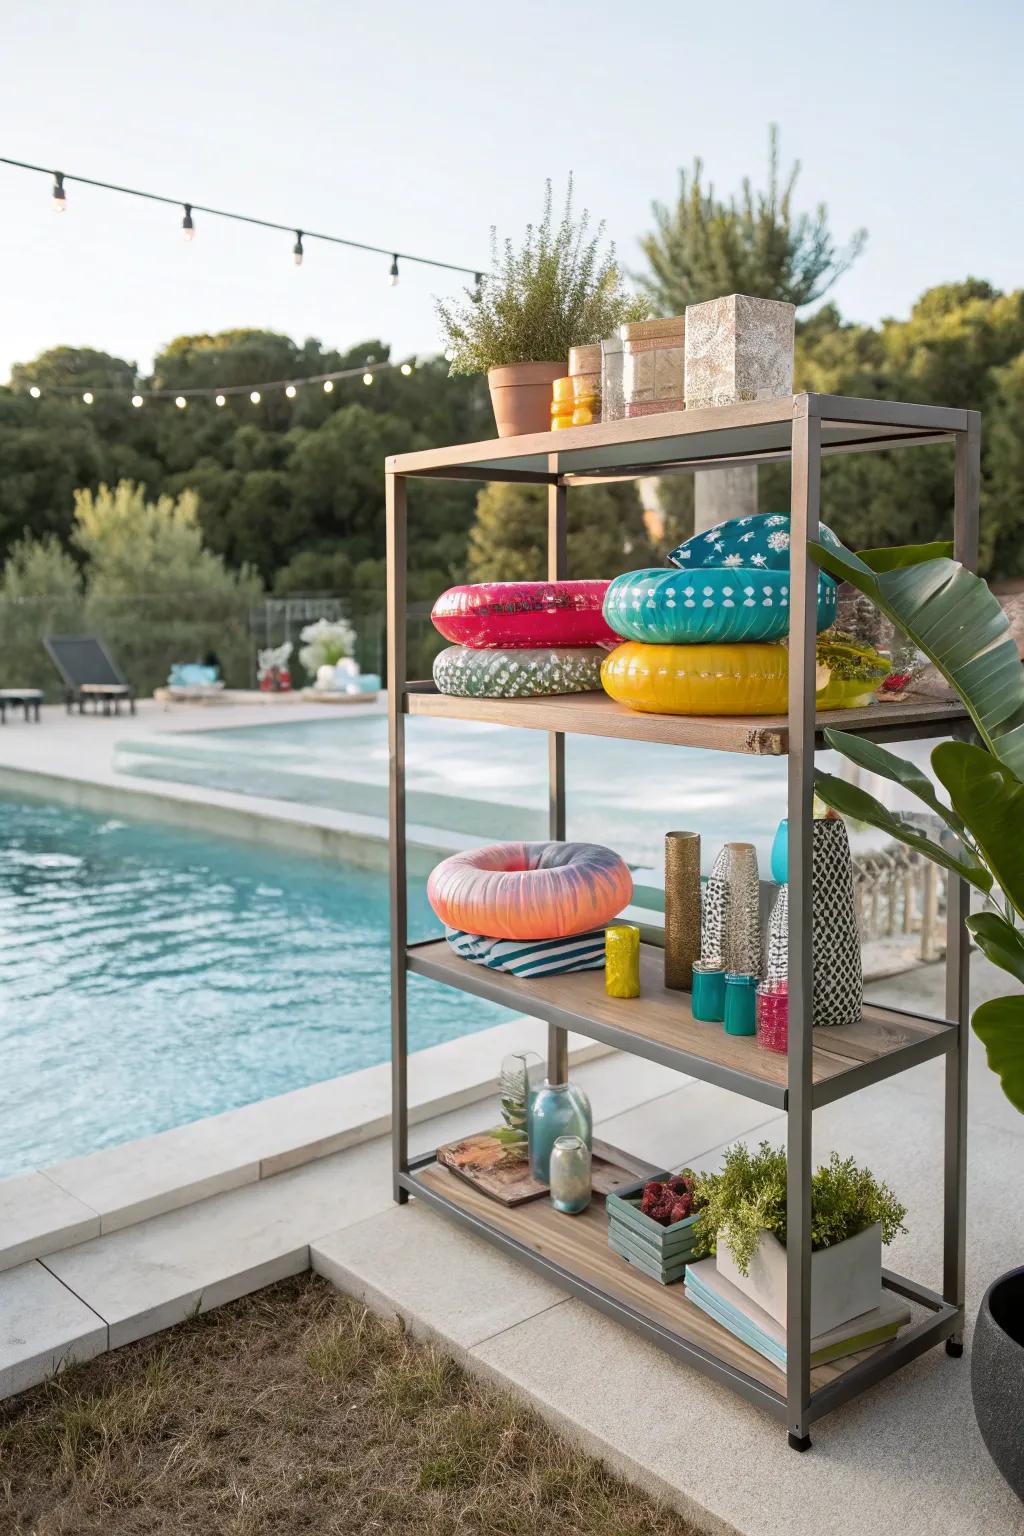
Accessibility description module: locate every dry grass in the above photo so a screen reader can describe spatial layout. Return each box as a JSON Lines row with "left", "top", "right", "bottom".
{"left": 0, "top": 1274, "right": 697, "bottom": 1536}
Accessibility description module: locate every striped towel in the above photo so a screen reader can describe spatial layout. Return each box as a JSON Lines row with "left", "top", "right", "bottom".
{"left": 445, "top": 926, "right": 606, "bottom": 978}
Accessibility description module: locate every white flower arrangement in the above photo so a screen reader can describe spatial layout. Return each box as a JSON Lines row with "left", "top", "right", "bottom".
{"left": 298, "top": 617, "right": 357, "bottom": 679}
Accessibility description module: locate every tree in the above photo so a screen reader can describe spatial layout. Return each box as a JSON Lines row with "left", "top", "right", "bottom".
{"left": 637, "top": 126, "right": 867, "bottom": 314}
{"left": 467, "top": 481, "right": 654, "bottom": 581}
{"left": 72, "top": 480, "right": 262, "bottom": 599}
{"left": 0, "top": 532, "right": 81, "bottom": 599}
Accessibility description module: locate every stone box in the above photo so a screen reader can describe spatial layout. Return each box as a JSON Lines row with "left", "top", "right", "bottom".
{"left": 684, "top": 294, "right": 795, "bottom": 409}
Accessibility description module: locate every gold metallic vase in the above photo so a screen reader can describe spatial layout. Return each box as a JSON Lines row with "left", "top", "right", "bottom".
{"left": 605, "top": 923, "right": 640, "bottom": 998}
{"left": 664, "top": 830, "right": 701, "bottom": 991}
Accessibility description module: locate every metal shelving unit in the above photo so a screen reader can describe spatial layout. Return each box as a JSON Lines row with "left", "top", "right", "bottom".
{"left": 386, "top": 393, "right": 979, "bottom": 1449}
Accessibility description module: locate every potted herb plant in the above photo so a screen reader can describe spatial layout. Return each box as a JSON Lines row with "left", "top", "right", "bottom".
{"left": 809, "top": 535, "right": 1024, "bottom": 1497}
{"left": 694, "top": 1142, "right": 907, "bottom": 1334}
{"left": 436, "top": 177, "right": 645, "bottom": 438}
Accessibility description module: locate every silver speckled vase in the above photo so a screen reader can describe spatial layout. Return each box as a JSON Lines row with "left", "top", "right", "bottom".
{"left": 710, "top": 843, "right": 762, "bottom": 977}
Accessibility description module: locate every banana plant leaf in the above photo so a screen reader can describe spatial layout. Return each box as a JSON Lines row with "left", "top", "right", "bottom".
{"left": 822, "top": 727, "right": 967, "bottom": 840}
{"left": 813, "top": 769, "right": 992, "bottom": 893}
{"left": 858, "top": 541, "right": 954, "bottom": 572}
{"left": 966, "top": 913, "right": 1024, "bottom": 987}
{"left": 932, "top": 740, "right": 1024, "bottom": 919}
{"left": 809, "top": 542, "right": 1024, "bottom": 779}
{"left": 972, "top": 994, "right": 1024, "bottom": 1114}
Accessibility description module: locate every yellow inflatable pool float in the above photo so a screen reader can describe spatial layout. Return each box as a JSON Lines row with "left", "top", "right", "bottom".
{"left": 601, "top": 642, "right": 788, "bottom": 716}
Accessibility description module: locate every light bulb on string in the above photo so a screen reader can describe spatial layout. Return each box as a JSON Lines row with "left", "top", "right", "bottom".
{"left": 82, "top": 391, "right": 94, "bottom": 405}
{"left": 131, "top": 395, "right": 144, "bottom": 408}
{"left": 443, "top": 348, "right": 455, "bottom": 363}
{"left": 215, "top": 394, "right": 226, "bottom": 407}
{"left": 292, "top": 231, "right": 304, "bottom": 267}
{"left": 388, "top": 254, "right": 399, "bottom": 286}
{"left": 29, "top": 385, "right": 41, "bottom": 399}
{"left": 323, "top": 380, "right": 333, "bottom": 394}
{"left": 362, "top": 372, "right": 374, "bottom": 386}
{"left": 175, "top": 396, "right": 187, "bottom": 409}
{"left": 285, "top": 384, "right": 297, "bottom": 399}
{"left": 181, "top": 204, "right": 194, "bottom": 241}
{"left": 250, "top": 390, "right": 261, "bottom": 404}
{"left": 400, "top": 362, "right": 413, "bottom": 376}
{"left": 52, "top": 172, "right": 66, "bottom": 212}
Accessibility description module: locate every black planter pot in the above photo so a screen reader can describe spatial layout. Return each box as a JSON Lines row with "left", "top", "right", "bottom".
{"left": 972, "top": 1265, "right": 1024, "bottom": 1500}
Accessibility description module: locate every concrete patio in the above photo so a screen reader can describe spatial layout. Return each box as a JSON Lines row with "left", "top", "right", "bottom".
{"left": 3, "top": 955, "right": 1021, "bottom": 1535}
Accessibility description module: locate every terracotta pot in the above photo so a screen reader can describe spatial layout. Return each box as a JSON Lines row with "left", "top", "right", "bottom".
{"left": 487, "top": 362, "right": 564, "bottom": 438}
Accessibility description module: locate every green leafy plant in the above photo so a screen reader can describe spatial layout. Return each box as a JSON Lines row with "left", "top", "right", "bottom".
{"left": 693, "top": 1142, "right": 907, "bottom": 1276}
{"left": 436, "top": 178, "right": 646, "bottom": 375}
{"left": 809, "top": 538, "right": 1024, "bottom": 1113}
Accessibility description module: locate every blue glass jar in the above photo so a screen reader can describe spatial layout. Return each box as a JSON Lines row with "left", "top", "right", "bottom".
{"left": 692, "top": 961, "right": 726, "bottom": 1022}
{"left": 723, "top": 972, "right": 758, "bottom": 1036}
{"left": 528, "top": 1080, "right": 592, "bottom": 1184}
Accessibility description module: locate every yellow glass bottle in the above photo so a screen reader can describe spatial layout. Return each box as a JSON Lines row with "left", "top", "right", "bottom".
{"left": 571, "top": 371, "right": 601, "bottom": 426}
{"left": 605, "top": 923, "right": 641, "bottom": 998}
{"left": 550, "top": 376, "right": 575, "bottom": 431}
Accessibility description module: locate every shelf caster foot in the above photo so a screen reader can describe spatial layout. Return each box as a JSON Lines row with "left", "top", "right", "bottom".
{"left": 788, "top": 1432, "right": 812, "bottom": 1453}
{"left": 393, "top": 1185, "right": 409, "bottom": 1206}
{"left": 946, "top": 1338, "right": 964, "bottom": 1358}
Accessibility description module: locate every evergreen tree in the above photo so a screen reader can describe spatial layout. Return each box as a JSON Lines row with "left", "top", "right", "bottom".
{"left": 466, "top": 481, "right": 654, "bottom": 581}
{"left": 637, "top": 126, "right": 866, "bottom": 313}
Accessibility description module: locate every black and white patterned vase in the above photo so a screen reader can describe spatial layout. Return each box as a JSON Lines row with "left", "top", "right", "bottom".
{"left": 700, "top": 874, "right": 730, "bottom": 969}
{"left": 709, "top": 843, "right": 762, "bottom": 976}
{"left": 812, "top": 816, "right": 863, "bottom": 1027}
{"left": 766, "top": 884, "right": 788, "bottom": 981}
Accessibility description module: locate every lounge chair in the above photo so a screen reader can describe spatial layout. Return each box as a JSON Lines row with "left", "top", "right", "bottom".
{"left": 43, "top": 635, "right": 136, "bottom": 716}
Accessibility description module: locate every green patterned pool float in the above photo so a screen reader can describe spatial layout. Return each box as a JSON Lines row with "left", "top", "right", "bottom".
{"left": 433, "top": 645, "right": 607, "bottom": 698}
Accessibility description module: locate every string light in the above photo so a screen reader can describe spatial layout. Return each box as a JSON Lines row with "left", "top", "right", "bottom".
{"left": 388, "top": 254, "right": 399, "bottom": 286}
{"left": 2, "top": 157, "right": 483, "bottom": 280}
{"left": 20, "top": 356, "right": 419, "bottom": 406}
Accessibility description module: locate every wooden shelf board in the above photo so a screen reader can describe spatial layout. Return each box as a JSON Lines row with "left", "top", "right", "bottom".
{"left": 408, "top": 940, "right": 952, "bottom": 1109}
{"left": 404, "top": 688, "right": 966, "bottom": 756}
{"left": 414, "top": 1163, "right": 891, "bottom": 1396}
{"left": 386, "top": 395, "right": 967, "bottom": 482}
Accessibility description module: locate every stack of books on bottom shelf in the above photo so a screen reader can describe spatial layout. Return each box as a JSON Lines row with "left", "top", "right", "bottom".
{"left": 684, "top": 1258, "right": 911, "bottom": 1369}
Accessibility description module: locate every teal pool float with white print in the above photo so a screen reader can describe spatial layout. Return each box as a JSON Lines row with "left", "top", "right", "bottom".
{"left": 603, "top": 567, "right": 837, "bottom": 644}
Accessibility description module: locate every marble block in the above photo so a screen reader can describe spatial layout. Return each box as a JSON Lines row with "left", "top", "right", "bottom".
{"left": 684, "top": 294, "right": 795, "bottom": 409}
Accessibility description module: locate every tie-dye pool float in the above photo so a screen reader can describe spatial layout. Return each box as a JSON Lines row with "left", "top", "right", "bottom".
{"left": 428, "top": 841, "right": 632, "bottom": 941}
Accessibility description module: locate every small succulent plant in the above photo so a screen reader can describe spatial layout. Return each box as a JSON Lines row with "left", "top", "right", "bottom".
{"left": 640, "top": 1171, "right": 698, "bottom": 1228}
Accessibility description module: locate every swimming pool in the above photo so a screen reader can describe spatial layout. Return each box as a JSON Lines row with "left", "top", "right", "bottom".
{"left": 0, "top": 797, "right": 505, "bottom": 1178}
{"left": 117, "top": 713, "right": 792, "bottom": 869}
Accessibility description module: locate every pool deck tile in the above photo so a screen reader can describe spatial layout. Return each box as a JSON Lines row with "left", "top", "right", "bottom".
{"left": 0, "top": 1261, "right": 108, "bottom": 1400}
{"left": 312, "top": 1201, "right": 566, "bottom": 1355}
{"left": 31, "top": 1021, "right": 607, "bottom": 1249}
{"left": 0, "top": 1171, "right": 100, "bottom": 1273}
{"left": 42, "top": 1138, "right": 394, "bottom": 1350}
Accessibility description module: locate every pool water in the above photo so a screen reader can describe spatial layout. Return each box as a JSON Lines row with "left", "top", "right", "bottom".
{"left": 0, "top": 798, "right": 505, "bottom": 1178}
{"left": 118, "top": 714, "right": 792, "bottom": 870}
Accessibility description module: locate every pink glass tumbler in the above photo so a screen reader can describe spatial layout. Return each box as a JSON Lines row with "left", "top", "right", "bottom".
{"left": 756, "top": 979, "right": 789, "bottom": 1054}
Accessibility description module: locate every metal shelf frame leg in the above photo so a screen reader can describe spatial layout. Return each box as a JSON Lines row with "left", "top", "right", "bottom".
{"left": 547, "top": 465, "right": 569, "bottom": 1084}
{"left": 387, "top": 471, "right": 410, "bottom": 1204}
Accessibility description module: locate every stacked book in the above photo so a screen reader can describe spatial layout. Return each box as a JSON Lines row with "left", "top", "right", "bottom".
{"left": 684, "top": 1258, "right": 911, "bottom": 1369}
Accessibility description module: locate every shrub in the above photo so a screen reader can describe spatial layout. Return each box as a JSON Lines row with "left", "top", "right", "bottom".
{"left": 694, "top": 1140, "right": 907, "bottom": 1275}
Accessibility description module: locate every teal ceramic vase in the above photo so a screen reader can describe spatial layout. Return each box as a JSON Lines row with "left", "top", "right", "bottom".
{"left": 771, "top": 819, "right": 788, "bottom": 884}
{"left": 528, "top": 1080, "right": 592, "bottom": 1184}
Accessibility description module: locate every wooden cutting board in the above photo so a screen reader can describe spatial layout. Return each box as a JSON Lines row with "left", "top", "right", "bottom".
{"left": 436, "top": 1130, "right": 654, "bottom": 1207}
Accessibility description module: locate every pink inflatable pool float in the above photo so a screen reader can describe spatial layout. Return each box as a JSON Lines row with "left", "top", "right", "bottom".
{"left": 431, "top": 581, "right": 617, "bottom": 649}
{"left": 428, "top": 841, "right": 633, "bottom": 941}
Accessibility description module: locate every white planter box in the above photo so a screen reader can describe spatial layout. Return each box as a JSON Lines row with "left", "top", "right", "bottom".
{"left": 716, "top": 1223, "right": 882, "bottom": 1336}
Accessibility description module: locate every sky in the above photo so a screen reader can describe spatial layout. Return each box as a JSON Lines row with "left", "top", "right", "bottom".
{"left": 2, "top": 0, "right": 1022, "bottom": 385}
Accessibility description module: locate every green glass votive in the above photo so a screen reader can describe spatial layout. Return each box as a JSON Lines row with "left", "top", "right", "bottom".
{"left": 723, "top": 971, "right": 758, "bottom": 1035}
{"left": 691, "top": 960, "right": 726, "bottom": 1022}
{"left": 549, "top": 1134, "right": 591, "bottom": 1214}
